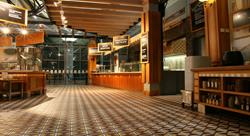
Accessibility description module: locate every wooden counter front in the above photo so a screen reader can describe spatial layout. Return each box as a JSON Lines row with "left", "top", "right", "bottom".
{"left": 92, "top": 72, "right": 143, "bottom": 92}
{"left": 0, "top": 70, "right": 46, "bottom": 97}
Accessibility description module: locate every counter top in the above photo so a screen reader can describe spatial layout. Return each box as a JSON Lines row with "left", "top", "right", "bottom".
{"left": 192, "top": 65, "right": 250, "bottom": 72}
{"left": 92, "top": 72, "right": 142, "bottom": 75}
{"left": 0, "top": 70, "right": 46, "bottom": 74}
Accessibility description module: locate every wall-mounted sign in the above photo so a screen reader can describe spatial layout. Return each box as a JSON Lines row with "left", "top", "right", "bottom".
{"left": 190, "top": 1, "right": 205, "bottom": 32}
{"left": 88, "top": 47, "right": 101, "bottom": 56}
{"left": 140, "top": 32, "right": 149, "bottom": 63}
{"left": 98, "top": 42, "right": 112, "bottom": 52}
{"left": 0, "top": 36, "right": 12, "bottom": 46}
{"left": 16, "top": 31, "right": 44, "bottom": 46}
{"left": 0, "top": 1, "right": 28, "bottom": 26}
{"left": 113, "top": 35, "right": 130, "bottom": 47}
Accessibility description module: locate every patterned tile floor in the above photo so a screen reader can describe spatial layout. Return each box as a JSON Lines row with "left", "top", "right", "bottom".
{"left": 0, "top": 85, "right": 249, "bottom": 136}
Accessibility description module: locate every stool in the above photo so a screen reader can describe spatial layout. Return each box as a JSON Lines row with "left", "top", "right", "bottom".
{"left": 0, "top": 79, "right": 24, "bottom": 100}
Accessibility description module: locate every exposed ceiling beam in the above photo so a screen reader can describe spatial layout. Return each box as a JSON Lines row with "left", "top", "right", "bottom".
{"left": 49, "top": 12, "right": 140, "bottom": 20}
{"left": 48, "top": 8, "right": 141, "bottom": 17}
{"left": 46, "top": 1, "right": 143, "bottom": 13}
{"left": 52, "top": 18, "right": 136, "bottom": 25}
{"left": 70, "top": 25, "right": 129, "bottom": 30}
{"left": 55, "top": 21, "right": 133, "bottom": 26}
{"left": 45, "top": 0, "right": 143, "bottom": 7}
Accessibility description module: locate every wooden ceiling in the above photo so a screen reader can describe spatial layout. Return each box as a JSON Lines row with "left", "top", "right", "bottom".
{"left": 45, "top": 0, "right": 144, "bottom": 36}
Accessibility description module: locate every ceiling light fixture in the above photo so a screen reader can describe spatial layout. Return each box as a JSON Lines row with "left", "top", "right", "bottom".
{"left": 61, "top": 15, "right": 66, "bottom": 20}
{"left": 199, "top": 0, "right": 208, "bottom": 2}
{"left": 1, "top": 27, "right": 10, "bottom": 34}
{"left": 54, "top": 1, "right": 62, "bottom": 7}
{"left": 20, "top": 29, "right": 28, "bottom": 35}
{"left": 64, "top": 20, "right": 68, "bottom": 24}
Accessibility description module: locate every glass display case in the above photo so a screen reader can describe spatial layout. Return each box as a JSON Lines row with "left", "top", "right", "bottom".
{"left": 163, "top": 55, "right": 186, "bottom": 71}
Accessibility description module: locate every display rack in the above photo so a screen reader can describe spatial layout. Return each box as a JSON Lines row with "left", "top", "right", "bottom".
{"left": 193, "top": 66, "right": 250, "bottom": 115}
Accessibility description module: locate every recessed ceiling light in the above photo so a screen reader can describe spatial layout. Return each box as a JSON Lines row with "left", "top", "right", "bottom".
{"left": 1, "top": 27, "right": 10, "bottom": 34}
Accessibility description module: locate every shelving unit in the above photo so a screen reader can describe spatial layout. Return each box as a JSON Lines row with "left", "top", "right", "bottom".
{"left": 192, "top": 66, "right": 250, "bottom": 115}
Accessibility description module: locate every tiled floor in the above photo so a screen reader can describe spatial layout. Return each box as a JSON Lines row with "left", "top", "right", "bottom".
{"left": 0, "top": 85, "right": 250, "bottom": 136}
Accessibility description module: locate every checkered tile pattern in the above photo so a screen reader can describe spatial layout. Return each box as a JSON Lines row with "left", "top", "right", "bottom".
{"left": 0, "top": 85, "right": 250, "bottom": 135}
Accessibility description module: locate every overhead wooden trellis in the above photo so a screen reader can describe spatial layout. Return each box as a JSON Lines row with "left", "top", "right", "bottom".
{"left": 45, "top": 0, "right": 144, "bottom": 36}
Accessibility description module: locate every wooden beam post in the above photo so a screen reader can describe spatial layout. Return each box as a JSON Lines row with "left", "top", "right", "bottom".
{"left": 204, "top": 0, "right": 230, "bottom": 66}
{"left": 141, "top": 0, "right": 162, "bottom": 96}
{"left": 87, "top": 38, "right": 97, "bottom": 85}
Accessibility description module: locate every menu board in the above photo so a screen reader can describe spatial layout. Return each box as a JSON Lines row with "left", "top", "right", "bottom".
{"left": 98, "top": 42, "right": 112, "bottom": 52}
{"left": 113, "top": 35, "right": 130, "bottom": 47}
{"left": 140, "top": 32, "right": 149, "bottom": 63}
{"left": 190, "top": 1, "right": 205, "bottom": 31}
{"left": 0, "top": 1, "right": 28, "bottom": 26}
{"left": 88, "top": 47, "right": 101, "bottom": 56}
{"left": 16, "top": 31, "right": 44, "bottom": 46}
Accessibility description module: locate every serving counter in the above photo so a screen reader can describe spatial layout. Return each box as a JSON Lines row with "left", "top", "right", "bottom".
{"left": 92, "top": 72, "right": 143, "bottom": 92}
{"left": 0, "top": 70, "right": 46, "bottom": 97}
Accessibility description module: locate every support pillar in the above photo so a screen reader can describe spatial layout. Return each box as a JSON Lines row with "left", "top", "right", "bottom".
{"left": 141, "top": 0, "right": 162, "bottom": 96}
{"left": 204, "top": 0, "right": 230, "bottom": 66}
{"left": 87, "top": 38, "right": 97, "bottom": 85}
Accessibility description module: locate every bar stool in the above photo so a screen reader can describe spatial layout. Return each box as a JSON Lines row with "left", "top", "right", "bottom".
{"left": 0, "top": 79, "right": 24, "bottom": 100}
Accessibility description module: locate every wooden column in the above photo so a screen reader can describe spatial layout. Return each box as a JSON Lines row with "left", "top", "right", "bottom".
{"left": 141, "top": 0, "right": 162, "bottom": 96}
{"left": 87, "top": 38, "right": 97, "bottom": 84}
{"left": 204, "top": 0, "right": 230, "bottom": 66}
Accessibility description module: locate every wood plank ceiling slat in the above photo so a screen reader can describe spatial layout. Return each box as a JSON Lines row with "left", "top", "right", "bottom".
{"left": 45, "top": 0, "right": 143, "bottom": 36}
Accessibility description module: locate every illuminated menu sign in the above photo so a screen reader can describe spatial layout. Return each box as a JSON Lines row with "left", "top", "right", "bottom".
{"left": 141, "top": 32, "right": 149, "bottom": 63}
{"left": 113, "top": 35, "right": 130, "bottom": 47}
{"left": 190, "top": 1, "right": 204, "bottom": 31}
{"left": 98, "top": 42, "right": 112, "bottom": 52}
{"left": 88, "top": 47, "right": 101, "bottom": 56}
{"left": 0, "top": 1, "right": 28, "bottom": 26}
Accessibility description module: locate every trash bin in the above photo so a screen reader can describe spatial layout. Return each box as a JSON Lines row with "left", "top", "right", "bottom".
{"left": 181, "top": 90, "right": 193, "bottom": 108}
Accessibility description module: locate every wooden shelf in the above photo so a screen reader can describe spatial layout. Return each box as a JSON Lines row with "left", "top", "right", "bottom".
{"left": 201, "top": 103, "right": 250, "bottom": 116}
{"left": 234, "top": 23, "right": 250, "bottom": 31}
{"left": 223, "top": 91, "right": 250, "bottom": 97}
{"left": 200, "top": 88, "right": 221, "bottom": 93}
{"left": 233, "top": 7, "right": 250, "bottom": 14}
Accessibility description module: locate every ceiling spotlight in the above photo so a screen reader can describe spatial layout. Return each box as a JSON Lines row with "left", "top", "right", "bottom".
{"left": 60, "top": 10, "right": 64, "bottom": 15}
{"left": 1, "top": 27, "right": 10, "bottom": 34}
{"left": 61, "top": 15, "right": 66, "bottom": 20}
{"left": 199, "top": 0, "right": 208, "bottom": 2}
{"left": 20, "top": 29, "right": 28, "bottom": 35}
{"left": 54, "top": 1, "right": 62, "bottom": 7}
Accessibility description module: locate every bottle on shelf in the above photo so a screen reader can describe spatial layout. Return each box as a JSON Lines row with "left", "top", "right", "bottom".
{"left": 228, "top": 96, "right": 234, "bottom": 108}
{"left": 241, "top": 97, "right": 245, "bottom": 110}
{"left": 211, "top": 79, "right": 214, "bottom": 89}
{"left": 207, "top": 80, "right": 210, "bottom": 89}
{"left": 246, "top": 98, "right": 249, "bottom": 111}
{"left": 234, "top": 96, "right": 240, "bottom": 109}
{"left": 214, "top": 79, "right": 218, "bottom": 89}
